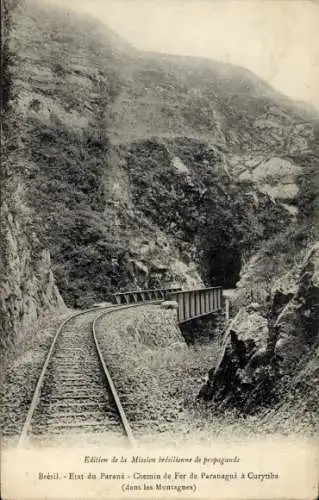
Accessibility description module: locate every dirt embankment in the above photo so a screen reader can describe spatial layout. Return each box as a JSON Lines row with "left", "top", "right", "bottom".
{"left": 95, "top": 305, "right": 221, "bottom": 438}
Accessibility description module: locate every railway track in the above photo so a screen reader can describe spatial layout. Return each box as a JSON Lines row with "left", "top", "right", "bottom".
{"left": 18, "top": 303, "right": 157, "bottom": 448}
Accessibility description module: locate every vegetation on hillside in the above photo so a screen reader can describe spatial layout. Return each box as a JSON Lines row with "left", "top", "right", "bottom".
{"left": 2, "top": 0, "right": 318, "bottom": 340}
{"left": 4, "top": 0, "right": 307, "bottom": 308}
{"left": 121, "top": 137, "right": 291, "bottom": 287}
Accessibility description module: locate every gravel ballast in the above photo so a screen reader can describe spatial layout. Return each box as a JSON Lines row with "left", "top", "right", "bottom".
{"left": 95, "top": 304, "right": 221, "bottom": 438}
{"left": 0, "top": 311, "right": 71, "bottom": 444}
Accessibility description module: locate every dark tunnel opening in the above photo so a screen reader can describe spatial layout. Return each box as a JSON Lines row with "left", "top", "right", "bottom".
{"left": 206, "top": 247, "right": 242, "bottom": 289}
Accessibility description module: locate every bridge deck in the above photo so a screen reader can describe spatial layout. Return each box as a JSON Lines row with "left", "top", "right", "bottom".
{"left": 169, "top": 287, "right": 223, "bottom": 323}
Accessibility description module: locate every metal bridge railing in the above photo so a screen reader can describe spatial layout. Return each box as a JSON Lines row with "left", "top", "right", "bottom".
{"left": 168, "top": 287, "right": 223, "bottom": 323}
{"left": 112, "top": 287, "right": 182, "bottom": 305}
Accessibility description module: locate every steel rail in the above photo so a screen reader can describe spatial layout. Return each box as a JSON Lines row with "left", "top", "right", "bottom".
{"left": 17, "top": 304, "right": 122, "bottom": 448}
{"left": 18, "top": 301, "right": 160, "bottom": 448}
{"left": 92, "top": 301, "right": 162, "bottom": 448}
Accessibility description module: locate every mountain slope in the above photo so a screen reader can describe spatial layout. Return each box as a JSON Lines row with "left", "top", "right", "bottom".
{"left": 109, "top": 50, "right": 317, "bottom": 152}
{"left": 1, "top": 0, "right": 318, "bottom": 325}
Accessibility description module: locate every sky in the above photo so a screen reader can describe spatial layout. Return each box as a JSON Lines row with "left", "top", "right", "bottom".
{"left": 46, "top": 0, "right": 319, "bottom": 110}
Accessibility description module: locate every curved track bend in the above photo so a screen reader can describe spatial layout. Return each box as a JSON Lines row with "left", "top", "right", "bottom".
{"left": 18, "top": 303, "right": 157, "bottom": 448}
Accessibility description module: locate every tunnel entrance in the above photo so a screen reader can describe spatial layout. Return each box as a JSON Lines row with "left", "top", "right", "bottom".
{"left": 205, "top": 247, "right": 242, "bottom": 289}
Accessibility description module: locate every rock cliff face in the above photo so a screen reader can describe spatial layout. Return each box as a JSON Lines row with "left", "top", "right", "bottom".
{"left": 0, "top": 0, "right": 65, "bottom": 352}
{"left": 274, "top": 243, "right": 319, "bottom": 371}
{"left": 0, "top": 210, "right": 65, "bottom": 349}
{"left": 199, "top": 244, "right": 318, "bottom": 417}
{"left": 0, "top": 148, "right": 65, "bottom": 350}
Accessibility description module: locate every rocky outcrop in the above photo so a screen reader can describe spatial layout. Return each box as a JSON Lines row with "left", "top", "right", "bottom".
{"left": 198, "top": 243, "right": 319, "bottom": 413}
{"left": 231, "top": 156, "right": 302, "bottom": 206}
{"left": 274, "top": 243, "right": 319, "bottom": 372}
{"left": 0, "top": 184, "right": 66, "bottom": 350}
